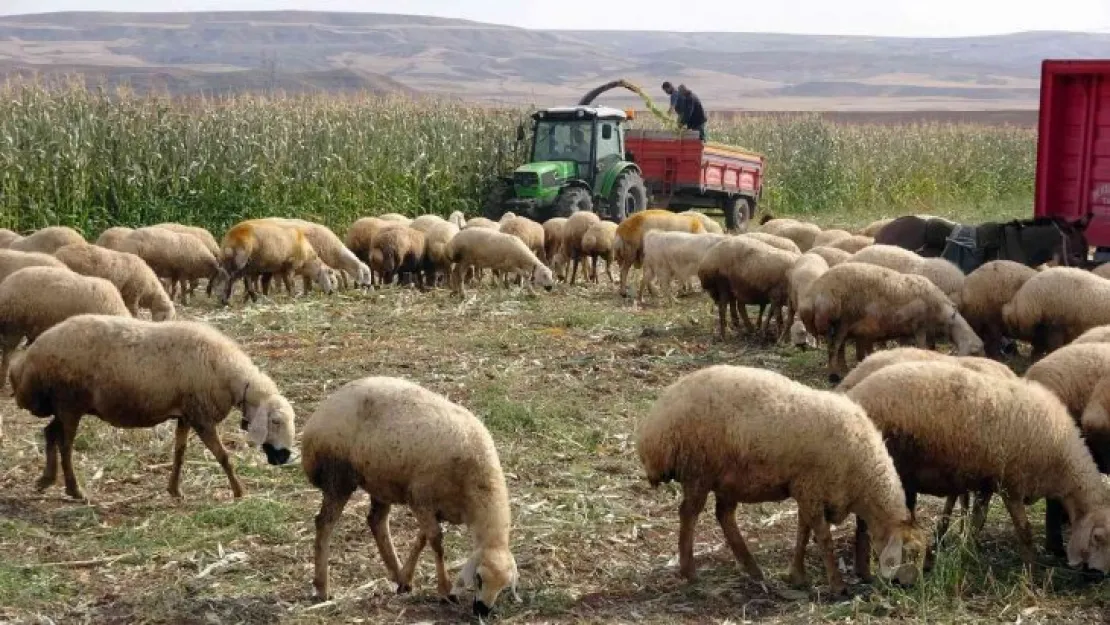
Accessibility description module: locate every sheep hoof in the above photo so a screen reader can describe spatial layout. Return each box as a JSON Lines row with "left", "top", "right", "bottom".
{"left": 35, "top": 475, "right": 56, "bottom": 491}
{"left": 396, "top": 583, "right": 412, "bottom": 595}
{"left": 443, "top": 594, "right": 460, "bottom": 605}
{"left": 65, "top": 486, "right": 87, "bottom": 502}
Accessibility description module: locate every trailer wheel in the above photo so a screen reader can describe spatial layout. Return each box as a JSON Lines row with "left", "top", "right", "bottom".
{"left": 482, "top": 180, "right": 513, "bottom": 221}
{"left": 553, "top": 186, "right": 592, "bottom": 219}
{"left": 609, "top": 171, "right": 648, "bottom": 223}
{"left": 724, "top": 197, "right": 752, "bottom": 233}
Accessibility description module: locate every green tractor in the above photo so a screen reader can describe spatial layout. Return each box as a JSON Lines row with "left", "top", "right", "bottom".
{"left": 484, "top": 103, "right": 648, "bottom": 223}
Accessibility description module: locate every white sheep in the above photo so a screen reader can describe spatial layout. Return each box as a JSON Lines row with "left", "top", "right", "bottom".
{"left": 301, "top": 376, "right": 519, "bottom": 616}
{"left": 638, "top": 231, "right": 728, "bottom": 303}
{"left": 783, "top": 251, "right": 829, "bottom": 344}
{"left": 0, "top": 249, "right": 67, "bottom": 284}
{"left": 1073, "top": 325, "right": 1110, "bottom": 346}
{"left": 806, "top": 245, "right": 852, "bottom": 267}
{"left": 0, "top": 266, "right": 131, "bottom": 392}
{"left": 94, "top": 226, "right": 134, "bottom": 249}
{"left": 847, "top": 360, "right": 1110, "bottom": 573}
{"left": 8, "top": 226, "right": 85, "bottom": 254}
{"left": 812, "top": 229, "right": 852, "bottom": 248}
{"left": 636, "top": 365, "right": 921, "bottom": 594}
{"left": 117, "top": 226, "right": 224, "bottom": 302}
{"left": 741, "top": 231, "right": 802, "bottom": 254}
{"left": 54, "top": 243, "right": 175, "bottom": 321}
{"left": 0, "top": 228, "right": 22, "bottom": 248}
{"left": 807, "top": 262, "right": 984, "bottom": 382}
{"left": 446, "top": 227, "right": 554, "bottom": 297}
{"left": 8, "top": 314, "right": 296, "bottom": 501}
{"left": 1002, "top": 267, "right": 1110, "bottom": 360}
{"left": 560, "top": 211, "right": 602, "bottom": 285}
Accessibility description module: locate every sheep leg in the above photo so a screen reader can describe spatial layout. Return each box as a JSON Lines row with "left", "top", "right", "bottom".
{"left": 192, "top": 423, "right": 244, "bottom": 498}
{"left": 1044, "top": 498, "right": 1068, "bottom": 557}
{"left": 677, "top": 485, "right": 710, "bottom": 580}
{"left": 618, "top": 259, "right": 632, "bottom": 297}
{"left": 0, "top": 333, "right": 20, "bottom": 391}
{"left": 789, "top": 517, "right": 812, "bottom": 587}
{"left": 810, "top": 513, "right": 847, "bottom": 595}
{"left": 730, "top": 300, "right": 743, "bottom": 334}
{"left": 854, "top": 516, "right": 872, "bottom": 582}
{"left": 1001, "top": 493, "right": 1037, "bottom": 568}
{"left": 970, "top": 489, "right": 993, "bottom": 535}
{"left": 414, "top": 509, "right": 452, "bottom": 598}
{"left": 715, "top": 496, "right": 763, "bottom": 580}
{"left": 570, "top": 254, "right": 581, "bottom": 286}
{"left": 166, "top": 419, "right": 191, "bottom": 498}
{"left": 715, "top": 300, "right": 729, "bottom": 340}
{"left": 366, "top": 499, "right": 407, "bottom": 591}
{"left": 36, "top": 418, "right": 62, "bottom": 491}
{"left": 935, "top": 495, "right": 960, "bottom": 542}
{"left": 398, "top": 530, "right": 428, "bottom": 592}
{"left": 827, "top": 325, "right": 851, "bottom": 384}
{"left": 605, "top": 257, "right": 614, "bottom": 283}
{"left": 312, "top": 488, "right": 354, "bottom": 601}
{"left": 57, "top": 413, "right": 86, "bottom": 501}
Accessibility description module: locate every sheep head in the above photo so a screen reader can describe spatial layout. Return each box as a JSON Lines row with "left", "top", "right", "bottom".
{"left": 871, "top": 519, "right": 925, "bottom": 586}
{"left": 453, "top": 546, "right": 520, "bottom": 618}
{"left": 1067, "top": 508, "right": 1110, "bottom": 573}
{"left": 532, "top": 264, "right": 554, "bottom": 292}
{"left": 944, "top": 307, "right": 985, "bottom": 356}
{"left": 240, "top": 385, "right": 296, "bottom": 466}
{"left": 304, "top": 259, "right": 335, "bottom": 294}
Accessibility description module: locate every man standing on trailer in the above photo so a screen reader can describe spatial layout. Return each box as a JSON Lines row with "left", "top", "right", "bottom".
{"left": 677, "top": 84, "right": 708, "bottom": 142}
{"left": 662, "top": 81, "right": 684, "bottom": 117}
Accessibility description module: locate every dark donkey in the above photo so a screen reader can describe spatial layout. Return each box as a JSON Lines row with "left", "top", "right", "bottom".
{"left": 874, "top": 214, "right": 1091, "bottom": 271}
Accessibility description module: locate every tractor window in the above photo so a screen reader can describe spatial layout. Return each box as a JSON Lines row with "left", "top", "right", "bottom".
{"left": 534, "top": 121, "right": 594, "bottom": 166}
{"left": 596, "top": 122, "right": 622, "bottom": 170}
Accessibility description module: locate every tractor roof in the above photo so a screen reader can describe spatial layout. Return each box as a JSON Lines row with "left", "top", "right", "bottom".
{"left": 533, "top": 105, "right": 628, "bottom": 121}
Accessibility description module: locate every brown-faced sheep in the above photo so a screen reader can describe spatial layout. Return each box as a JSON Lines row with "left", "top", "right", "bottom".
{"left": 217, "top": 221, "right": 333, "bottom": 304}
{"left": 446, "top": 228, "right": 554, "bottom": 297}
{"left": 370, "top": 226, "right": 432, "bottom": 289}
{"left": 807, "top": 262, "right": 984, "bottom": 382}
{"left": 636, "top": 365, "right": 920, "bottom": 594}
{"left": 54, "top": 243, "right": 175, "bottom": 321}
{"left": 0, "top": 249, "right": 67, "bottom": 284}
{"left": 580, "top": 221, "right": 619, "bottom": 284}
{"left": 302, "top": 377, "right": 519, "bottom": 616}
{"left": 0, "top": 266, "right": 131, "bottom": 392}
{"left": 561, "top": 211, "right": 602, "bottom": 285}
{"left": 8, "top": 314, "right": 296, "bottom": 501}
{"left": 1002, "top": 267, "right": 1110, "bottom": 360}
{"left": 957, "top": 260, "right": 1038, "bottom": 359}
{"left": 614, "top": 210, "right": 706, "bottom": 297}
{"left": 9, "top": 226, "right": 85, "bottom": 254}
{"left": 847, "top": 361, "right": 1110, "bottom": 574}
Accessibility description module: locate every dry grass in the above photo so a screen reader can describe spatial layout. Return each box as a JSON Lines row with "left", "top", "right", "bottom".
{"left": 2, "top": 248, "right": 1110, "bottom": 624}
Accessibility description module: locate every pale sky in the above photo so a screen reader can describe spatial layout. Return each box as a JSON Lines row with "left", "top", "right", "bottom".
{"left": 0, "top": 0, "right": 1109, "bottom": 36}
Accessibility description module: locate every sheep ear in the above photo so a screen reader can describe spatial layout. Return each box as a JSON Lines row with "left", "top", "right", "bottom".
{"left": 1068, "top": 513, "right": 1095, "bottom": 568}
{"left": 878, "top": 532, "right": 904, "bottom": 578}
{"left": 247, "top": 405, "right": 269, "bottom": 446}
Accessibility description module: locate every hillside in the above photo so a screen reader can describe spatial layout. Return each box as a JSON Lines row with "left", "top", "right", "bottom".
{"left": 1, "top": 11, "right": 1107, "bottom": 108}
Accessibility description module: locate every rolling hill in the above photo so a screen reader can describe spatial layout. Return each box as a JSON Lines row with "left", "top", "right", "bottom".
{"left": 1, "top": 10, "right": 1107, "bottom": 109}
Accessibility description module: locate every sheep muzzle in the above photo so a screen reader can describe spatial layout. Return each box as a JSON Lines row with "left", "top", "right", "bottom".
{"left": 262, "top": 443, "right": 291, "bottom": 466}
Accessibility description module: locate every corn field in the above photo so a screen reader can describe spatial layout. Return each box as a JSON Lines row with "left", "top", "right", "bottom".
{"left": 0, "top": 80, "right": 1037, "bottom": 234}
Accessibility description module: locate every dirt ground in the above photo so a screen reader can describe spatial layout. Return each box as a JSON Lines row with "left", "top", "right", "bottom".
{"left": 1, "top": 266, "right": 1109, "bottom": 624}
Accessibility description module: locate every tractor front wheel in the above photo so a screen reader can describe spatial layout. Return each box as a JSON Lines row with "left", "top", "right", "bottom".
{"left": 552, "top": 186, "right": 593, "bottom": 219}
{"left": 609, "top": 171, "right": 648, "bottom": 223}
{"left": 482, "top": 179, "right": 513, "bottom": 221}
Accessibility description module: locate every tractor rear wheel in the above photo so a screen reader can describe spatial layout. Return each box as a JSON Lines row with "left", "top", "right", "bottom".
{"left": 609, "top": 171, "right": 648, "bottom": 223}
{"left": 724, "top": 197, "right": 753, "bottom": 232}
{"left": 482, "top": 179, "right": 513, "bottom": 221}
{"left": 552, "top": 186, "right": 593, "bottom": 219}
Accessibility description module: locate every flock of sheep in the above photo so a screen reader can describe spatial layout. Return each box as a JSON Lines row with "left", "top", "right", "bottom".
{"left": 4, "top": 206, "right": 1110, "bottom": 618}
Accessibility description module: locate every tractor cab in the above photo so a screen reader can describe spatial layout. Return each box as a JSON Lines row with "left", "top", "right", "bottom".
{"left": 484, "top": 105, "right": 647, "bottom": 223}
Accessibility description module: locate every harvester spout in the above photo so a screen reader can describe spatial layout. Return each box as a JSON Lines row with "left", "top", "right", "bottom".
{"left": 578, "top": 79, "right": 639, "bottom": 106}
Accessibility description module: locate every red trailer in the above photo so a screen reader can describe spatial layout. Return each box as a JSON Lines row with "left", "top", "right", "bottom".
{"left": 624, "top": 128, "right": 765, "bottom": 231}
{"left": 1034, "top": 59, "right": 1110, "bottom": 247}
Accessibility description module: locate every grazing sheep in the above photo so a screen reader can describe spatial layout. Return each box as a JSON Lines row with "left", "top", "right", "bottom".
{"left": 847, "top": 361, "right": 1110, "bottom": 573}
{"left": 698, "top": 236, "right": 799, "bottom": 339}
{"left": 639, "top": 231, "right": 727, "bottom": 302}
{"left": 764, "top": 221, "right": 821, "bottom": 252}
{"left": 423, "top": 221, "right": 460, "bottom": 287}
{"left": 1073, "top": 325, "right": 1110, "bottom": 346}
{"left": 370, "top": 226, "right": 432, "bottom": 289}
{"left": 0, "top": 249, "right": 67, "bottom": 284}
{"left": 463, "top": 217, "right": 500, "bottom": 230}
{"left": 807, "top": 262, "right": 984, "bottom": 382}
{"left": 813, "top": 229, "right": 853, "bottom": 248}
{"left": 958, "top": 260, "right": 1038, "bottom": 359}
{"left": 741, "top": 232, "right": 801, "bottom": 254}
{"left": 153, "top": 223, "right": 220, "bottom": 257}
{"left": 614, "top": 210, "right": 706, "bottom": 297}
{"left": 783, "top": 252, "right": 829, "bottom": 344}
{"left": 838, "top": 346, "right": 1016, "bottom": 393}
{"left": 542, "top": 217, "right": 568, "bottom": 279}
{"left": 580, "top": 221, "right": 619, "bottom": 284}
{"left": 345, "top": 217, "right": 404, "bottom": 277}
{"left": 410, "top": 214, "right": 449, "bottom": 234}
{"left": 256, "top": 218, "right": 371, "bottom": 290}
{"left": 680, "top": 210, "right": 724, "bottom": 234}
{"left": 0, "top": 266, "right": 131, "bottom": 391}
{"left": 9, "top": 314, "right": 296, "bottom": 501}
{"left": 378, "top": 213, "right": 412, "bottom": 224}
{"left": 54, "top": 243, "right": 175, "bottom": 321}
{"left": 94, "top": 226, "right": 134, "bottom": 250}
{"left": 302, "top": 377, "right": 519, "bottom": 616}
{"left": 448, "top": 211, "right": 466, "bottom": 229}
{"left": 500, "top": 216, "right": 547, "bottom": 265}
{"left": 0, "top": 228, "right": 22, "bottom": 248}
{"left": 1024, "top": 343, "right": 1110, "bottom": 554}
{"left": 850, "top": 245, "right": 963, "bottom": 303}
{"left": 806, "top": 245, "right": 852, "bottom": 267}
{"left": 561, "top": 211, "right": 602, "bottom": 285}
{"left": 9, "top": 226, "right": 85, "bottom": 254}
{"left": 636, "top": 365, "right": 920, "bottom": 594}
{"left": 446, "top": 228, "right": 554, "bottom": 297}
{"left": 757, "top": 217, "right": 799, "bottom": 235}
{"left": 1002, "top": 267, "right": 1110, "bottom": 360}
{"left": 117, "top": 226, "right": 224, "bottom": 302}
{"left": 217, "top": 221, "right": 333, "bottom": 304}
{"left": 829, "top": 235, "right": 874, "bottom": 254}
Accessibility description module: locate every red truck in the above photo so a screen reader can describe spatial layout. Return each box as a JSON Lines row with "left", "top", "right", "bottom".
{"left": 1034, "top": 59, "right": 1110, "bottom": 251}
